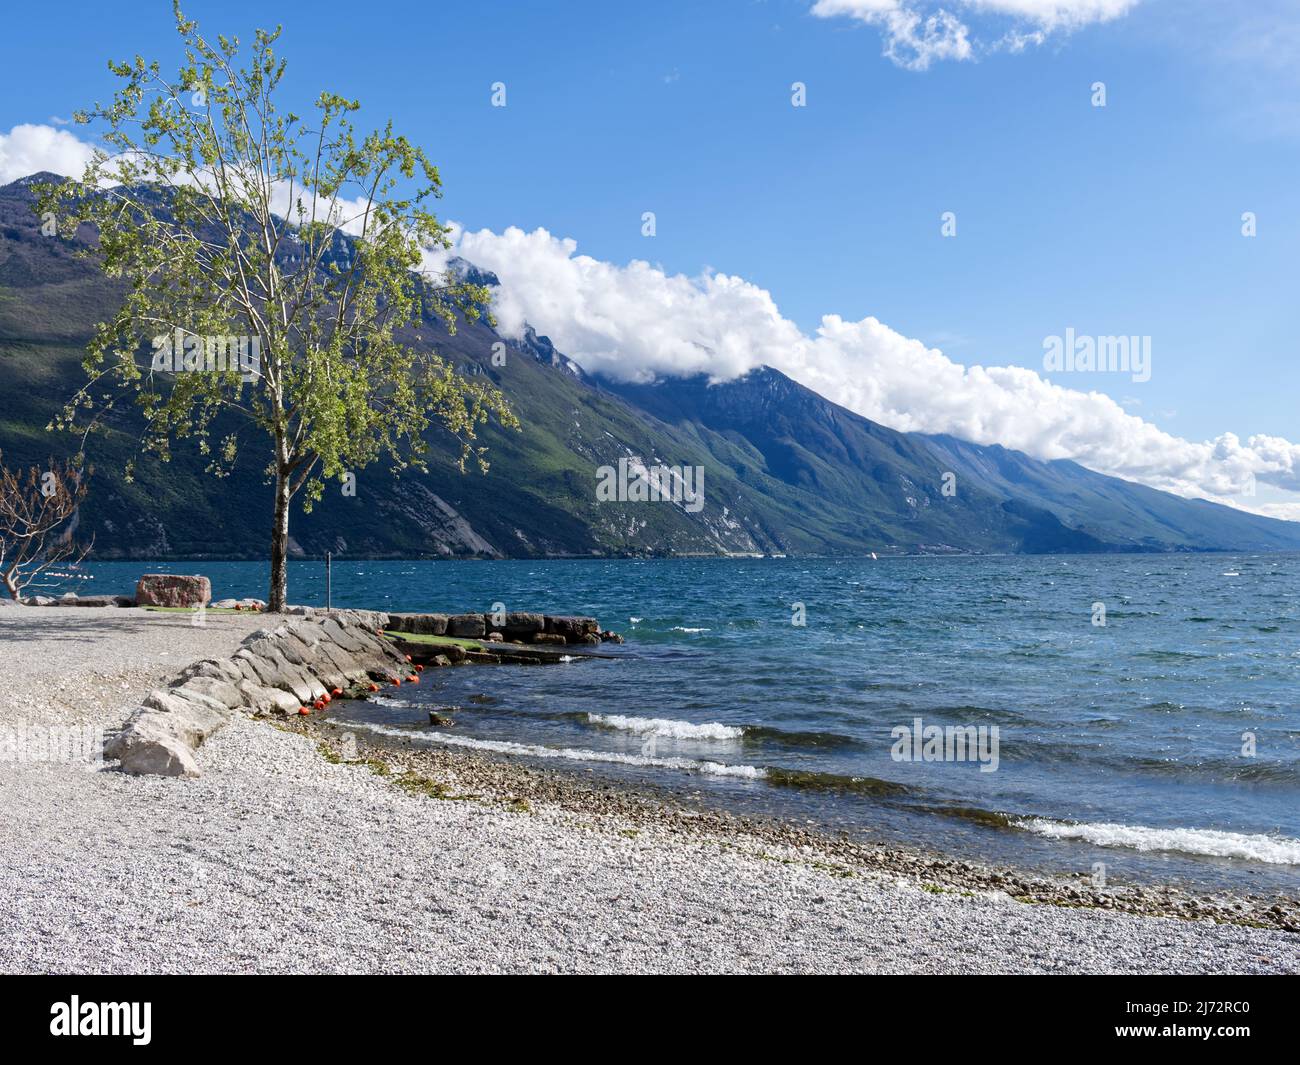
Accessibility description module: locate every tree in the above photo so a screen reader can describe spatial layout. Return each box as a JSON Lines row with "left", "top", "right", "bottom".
{"left": 37, "top": 3, "right": 518, "bottom": 611}
{"left": 0, "top": 455, "right": 92, "bottom": 601}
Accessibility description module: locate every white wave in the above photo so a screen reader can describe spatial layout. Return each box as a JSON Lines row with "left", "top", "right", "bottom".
{"left": 368, "top": 696, "right": 406, "bottom": 708}
{"left": 1016, "top": 819, "right": 1300, "bottom": 865}
{"left": 587, "top": 713, "right": 744, "bottom": 741}
{"left": 345, "top": 720, "right": 766, "bottom": 779}
{"left": 629, "top": 617, "right": 642, "bottom": 624}
{"left": 670, "top": 626, "right": 710, "bottom": 633}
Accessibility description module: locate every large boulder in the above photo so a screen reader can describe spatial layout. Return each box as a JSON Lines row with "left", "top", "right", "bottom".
{"left": 544, "top": 615, "right": 600, "bottom": 643}
{"left": 136, "top": 573, "right": 211, "bottom": 608}
{"left": 105, "top": 700, "right": 227, "bottom": 777}
{"left": 497, "top": 611, "right": 545, "bottom": 637}
{"left": 139, "top": 690, "right": 230, "bottom": 738}
{"left": 447, "top": 613, "right": 486, "bottom": 638}
{"left": 239, "top": 680, "right": 301, "bottom": 717}
{"left": 114, "top": 730, "right": 199, "bottom": 778}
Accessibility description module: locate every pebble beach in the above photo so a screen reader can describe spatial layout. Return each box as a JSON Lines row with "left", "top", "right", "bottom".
{"left": 1, "top": 606, "right": 1297, "bottom": 975}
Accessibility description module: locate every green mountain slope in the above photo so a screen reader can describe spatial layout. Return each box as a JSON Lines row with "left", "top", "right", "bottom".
{"left": 2, "top": 173, "right": 1297, "bottom": 558}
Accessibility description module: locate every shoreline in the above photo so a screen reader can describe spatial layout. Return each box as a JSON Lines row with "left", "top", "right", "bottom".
{"left": 297, "top": 713, "right": 1300, "bottom": 935}
{"left": 2, "top": 607, "right": 1297, "bottom": 974}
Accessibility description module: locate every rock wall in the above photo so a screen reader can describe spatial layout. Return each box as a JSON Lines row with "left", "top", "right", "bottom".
{"left": 385, "top": 611, "right": 621, "bottom": 646}
{"left": 105, "top": 610, "right": 401, "bottom": 778}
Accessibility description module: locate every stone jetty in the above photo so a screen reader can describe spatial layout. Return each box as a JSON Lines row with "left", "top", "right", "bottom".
{"left": 104, "top": 607, "right": 624, "bottom": 778}
{"left": 384, "top": 611, "right": 623, "bottom": 646}
{"left": 106, "top": 609, "right": 401, "bottom": 778}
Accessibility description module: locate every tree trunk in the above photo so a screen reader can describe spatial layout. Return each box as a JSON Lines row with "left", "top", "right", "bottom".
{"left": 3, "top": 567, "right": 19, "bottom": 601}
{"left": 268, "top": 464, "right": 291, "bottom": 612}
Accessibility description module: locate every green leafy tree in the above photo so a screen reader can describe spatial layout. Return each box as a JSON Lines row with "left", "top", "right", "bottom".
{"left": 38, "top": 3, "right": 518, "bottom": 610}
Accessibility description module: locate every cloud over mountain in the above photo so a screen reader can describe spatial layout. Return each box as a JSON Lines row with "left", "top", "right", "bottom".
{"left": 435, "top": 223, "right": 1299, "bottom": 512}
{"left": 0, "top": 123, "right": 96, "bottom": 185}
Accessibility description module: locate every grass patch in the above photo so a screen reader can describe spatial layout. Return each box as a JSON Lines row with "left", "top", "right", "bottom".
{"left": 394, "top": 770, "right": 484, "bottom": 801}
{"left": 382, "top": 631, "right": 483, "bottom": 650}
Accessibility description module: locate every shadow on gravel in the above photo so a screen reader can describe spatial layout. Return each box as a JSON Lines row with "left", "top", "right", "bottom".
{"left": 0, "top": 609, "right": 255, "bottom": 643}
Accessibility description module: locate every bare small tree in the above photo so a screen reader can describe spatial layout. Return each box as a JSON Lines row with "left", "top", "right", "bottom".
{"left": 0, "top": 454, "right": 93, "bottom": 601}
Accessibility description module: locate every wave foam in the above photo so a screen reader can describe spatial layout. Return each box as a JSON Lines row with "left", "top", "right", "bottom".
{"left": 345, "top": 720, "right": 766, "bottom": 779}
{"left": 1016, "top": 819, "right": 1300, "bottom": 865}
{"left": 587, "top": 713, "right": 744, "bottom": 740}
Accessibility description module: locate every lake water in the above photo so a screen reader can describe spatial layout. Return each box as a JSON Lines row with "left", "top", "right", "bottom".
{"left": 59, "top": 554, "right": 1300, "bottom": 894}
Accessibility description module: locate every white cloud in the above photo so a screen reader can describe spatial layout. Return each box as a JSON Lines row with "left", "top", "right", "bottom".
{"left": 810, "top": 0, "right": 1139, "bottom": 69}
{"left": 0, "top": 122, "right": 382, "bottom": 241}
{"left": 430, "top": 224, "right": 1300, "bottom": 514}
{"left": 0, "top": 123, "right": 96, "bottom": 185}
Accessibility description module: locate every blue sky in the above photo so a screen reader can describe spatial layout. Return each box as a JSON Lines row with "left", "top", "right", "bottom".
{"left": 1, "top": 0, "right": 1298, "bottom": 512}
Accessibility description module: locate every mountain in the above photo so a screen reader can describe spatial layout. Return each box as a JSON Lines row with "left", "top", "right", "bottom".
{"left": 2, "top": 172, "right": 1297, "bottom": 559}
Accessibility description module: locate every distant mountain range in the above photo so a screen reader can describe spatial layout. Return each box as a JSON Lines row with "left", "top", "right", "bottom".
{"left": 2, "top": 172, "right": 1297, "bottom": 559}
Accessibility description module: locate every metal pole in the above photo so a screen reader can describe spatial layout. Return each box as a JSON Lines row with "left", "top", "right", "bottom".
{"left": 326, "top": 552, "right": 332, "bottom": 610}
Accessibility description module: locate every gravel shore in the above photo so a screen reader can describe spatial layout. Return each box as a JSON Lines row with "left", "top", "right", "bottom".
{"left": 1, "top": 607, "right": 1296, "bottom": 974}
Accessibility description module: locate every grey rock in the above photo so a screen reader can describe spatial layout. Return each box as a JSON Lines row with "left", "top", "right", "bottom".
{"left": 174, "top": 674, "right": 247, "bottom": 710}
{"left": 501, "top": 611, "right": 545, "bottom": 635}
{"left": 115, "top": 730, "right": 200, "bottom": 778}
{"left": 415, "top": 614, "right": 449, "bottom": 636}
{"left": 56, "top": 594, "right": 120, "bottom": 607}
{"left": 236, "top": 679, "right": 301, "bottom": 717}
{"left": 447, "top": 613, "right": 486, "bottom": 638}
{"left": 178, "top": 658, "right": 244, "bottom": 685}
{"left": 241, "top": 643, "right": 325, "bottom": 704}
{"left": 141, "top": 690, "right": 230, "bottom": 737}
{"left": 545, "top": 615, "right": 600, "bottom": 642}
{"left": 320, "top": 618, "right": 370, "bottom": 654}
